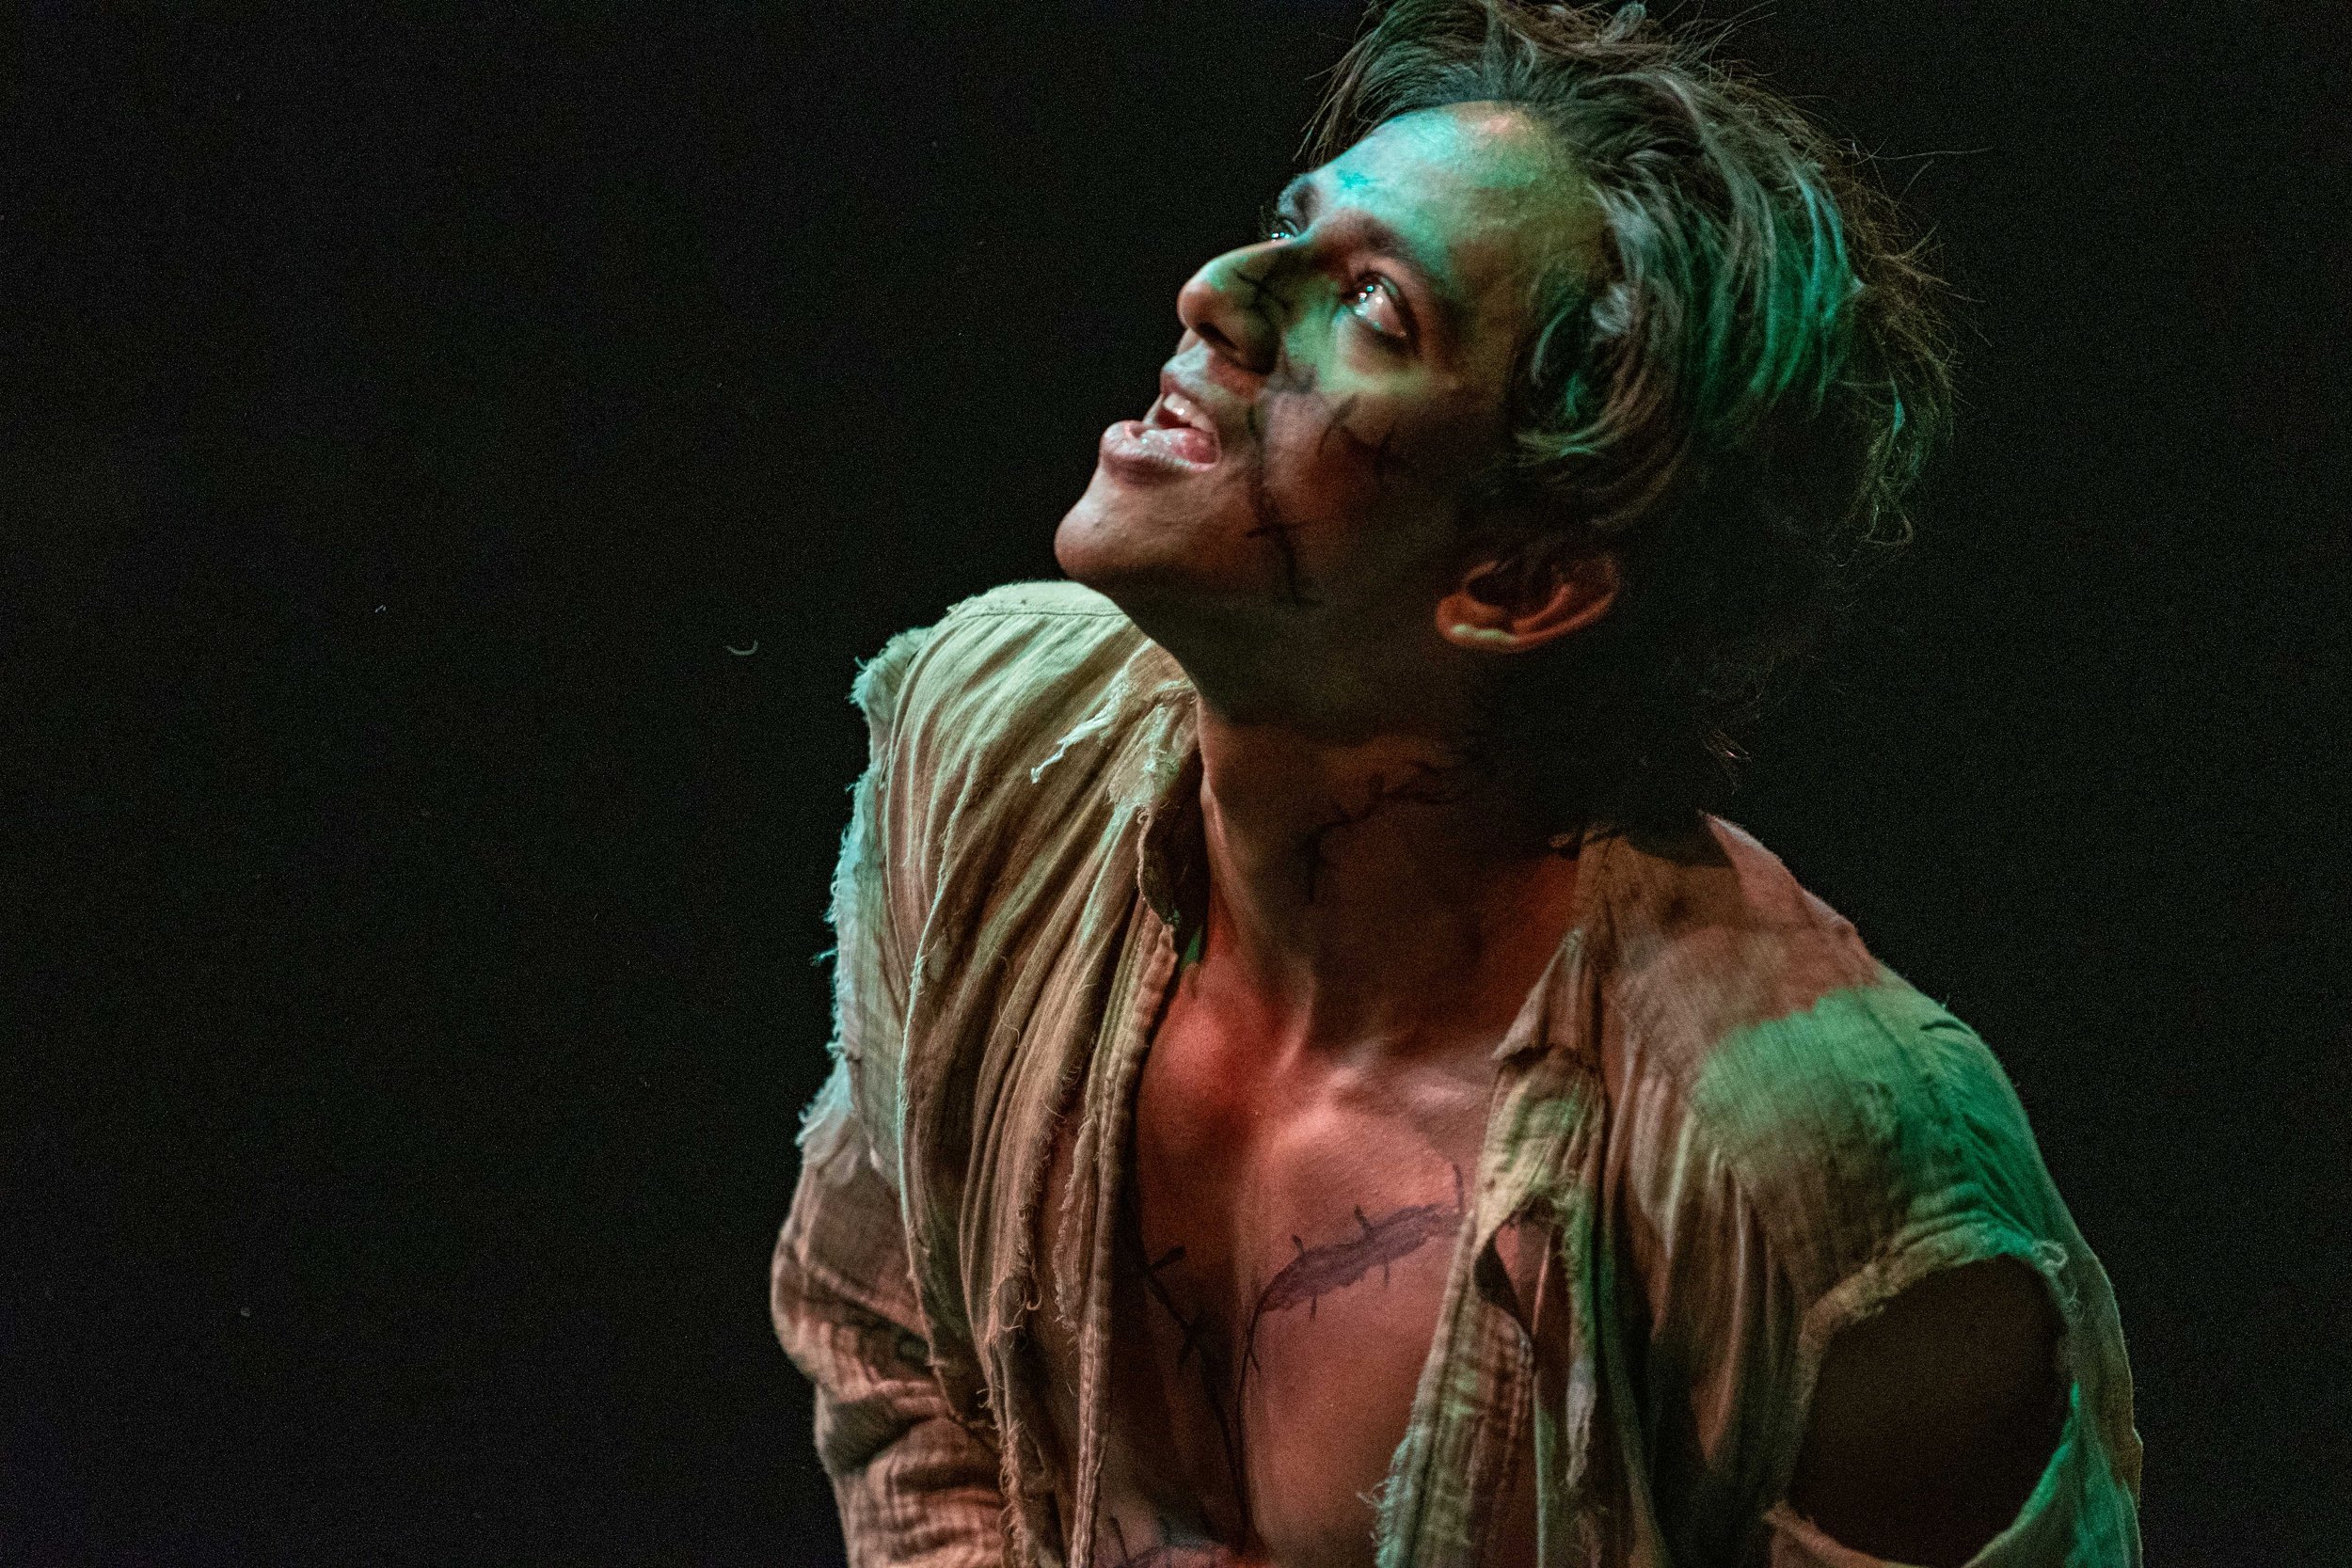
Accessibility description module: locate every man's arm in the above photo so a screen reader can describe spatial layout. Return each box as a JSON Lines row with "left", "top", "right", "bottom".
{"left": 771, "top": 617, "right": 1009, "bottom": 1564}
{"left": 1788, "top": 1257, "right": 2067, "bottom": 1566}
{"left": 1643, "top": 976, "right": 2140, "bottom": 1565}
{"left": 773, "top": 1068, "right": 1008, "bottom": 1567}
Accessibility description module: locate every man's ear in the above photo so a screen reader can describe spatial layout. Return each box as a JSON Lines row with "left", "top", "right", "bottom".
{"left": 1436, "top": 548, "right": 1618, "bottom": 653}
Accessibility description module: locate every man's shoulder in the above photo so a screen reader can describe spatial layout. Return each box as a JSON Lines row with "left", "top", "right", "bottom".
{"left": 849, "top": 579, "right": 1195, "bottom": 903}
{"left": 946, "top": 578, "right": 1132, "bottom": 622}
{"left": 1677, "top": 960, "right": 2037, "bottom": 1211}
{"left": 926, "top": 578, "right": 1136, "bottom": 650}
{"left": 1590, "top": 816, "right": 2049, "bottom": 1263}
{"left": 851, "top": 578, "right": 1166, "bottom": 754}
{"left": 1587, "top": 812, "right": 1892, "bottom": 1077}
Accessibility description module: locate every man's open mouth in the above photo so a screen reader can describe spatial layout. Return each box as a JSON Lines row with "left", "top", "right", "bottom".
{"left": 1136, "top": 377, "right": 1224, "bottom": 466}
{"left": 1152, "top": 382, "right": 1221, "bottom": 447}
{"left": 1097, "top": 370, "right": 1226, "bottom": 477}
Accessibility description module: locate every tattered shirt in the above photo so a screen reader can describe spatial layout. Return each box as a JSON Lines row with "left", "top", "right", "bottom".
{"left": 771, "top": 580, "right": 2143, "bottom": 1567}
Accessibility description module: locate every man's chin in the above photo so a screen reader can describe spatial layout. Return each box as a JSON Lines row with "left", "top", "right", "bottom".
{"left": 1054, "top": 474, "right": 1252, "bottom": 631}
{"left": 1053, "top": 479, "right": 1156, "bottom": 591}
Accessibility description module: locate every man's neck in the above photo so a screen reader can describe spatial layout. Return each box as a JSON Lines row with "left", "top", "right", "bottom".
{"left": 1185, "top": 704, "right": 1582, "bottom": 1064}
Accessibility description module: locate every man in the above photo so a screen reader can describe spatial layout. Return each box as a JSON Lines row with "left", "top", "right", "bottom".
{"left": 773, "top": 4, "right": 2142, "bottom": 1565}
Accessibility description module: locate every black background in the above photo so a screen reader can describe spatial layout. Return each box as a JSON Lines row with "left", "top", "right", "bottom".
{"left": 7, "top": 3, "right": 2346, "bottom": 1563}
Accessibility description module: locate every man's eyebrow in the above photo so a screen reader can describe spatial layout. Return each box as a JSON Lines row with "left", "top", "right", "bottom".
{"left": 1275, "top": 173, "right": 1467, "bottom": 333}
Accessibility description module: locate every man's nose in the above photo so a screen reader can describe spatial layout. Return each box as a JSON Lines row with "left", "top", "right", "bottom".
{"left": 1176, "top": 244, "right": 1283, "bottom": 375}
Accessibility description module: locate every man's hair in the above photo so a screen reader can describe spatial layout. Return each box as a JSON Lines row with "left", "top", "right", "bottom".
{"left": 1308, "top": 0, "right": 1955, "bottom": 836}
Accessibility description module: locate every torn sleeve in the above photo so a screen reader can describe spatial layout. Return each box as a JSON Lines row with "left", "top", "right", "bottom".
{"left": 771, "top": 620, "right": 1009, "bottom": 1566}
{"left": 774, "top": 1074, "right": 1008, "bottom": 1567}
{"left": 1629, "top": 984, "right": 2143, "bottom": 1565}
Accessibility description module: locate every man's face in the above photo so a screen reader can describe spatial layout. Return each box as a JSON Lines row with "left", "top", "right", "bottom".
{"left": 1056, "top": 102, "right": 1602, "bottom": 732}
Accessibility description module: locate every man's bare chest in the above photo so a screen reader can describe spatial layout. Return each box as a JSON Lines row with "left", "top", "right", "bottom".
{"left": 1057, "top": 997, "right": 1515, "bottom": 1568}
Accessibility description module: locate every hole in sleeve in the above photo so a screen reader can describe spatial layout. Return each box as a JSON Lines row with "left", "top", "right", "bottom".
{"left": 1786, "top": 1256, "right": 2068, "bottom": 1567}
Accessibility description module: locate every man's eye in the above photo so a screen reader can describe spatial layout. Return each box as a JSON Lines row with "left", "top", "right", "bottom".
{"left": 1347, "top": 276, "right": 1409, "bottom": 342}
{"left": 1249, "top": 211, "right": 1408, "bottom": 344}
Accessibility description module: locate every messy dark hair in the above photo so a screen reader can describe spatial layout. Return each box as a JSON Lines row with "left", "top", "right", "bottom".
{"left": 1308, "top": 0, "right": 1955, "bottom": 836}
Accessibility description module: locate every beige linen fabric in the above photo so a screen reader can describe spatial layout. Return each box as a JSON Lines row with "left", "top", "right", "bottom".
{"left": 771, "top": 581, "right": 2143, "bottom": 1568}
